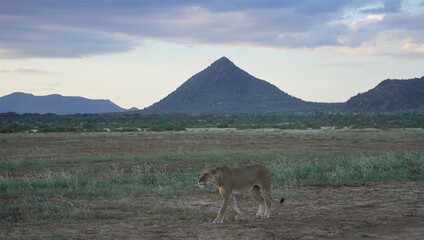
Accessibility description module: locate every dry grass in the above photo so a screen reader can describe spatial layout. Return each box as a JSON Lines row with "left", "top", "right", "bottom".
{"left": 1, "top": 129, "right": 423, "bottom": 239}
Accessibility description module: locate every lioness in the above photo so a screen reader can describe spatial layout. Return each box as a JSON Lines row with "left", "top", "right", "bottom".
{"left": 197, "top": 165, "right": 284, "bottom": 224}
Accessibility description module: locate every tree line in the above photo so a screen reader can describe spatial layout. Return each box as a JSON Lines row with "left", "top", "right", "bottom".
{"left": 1, "top": 112, "right": 423, "bottom": 133}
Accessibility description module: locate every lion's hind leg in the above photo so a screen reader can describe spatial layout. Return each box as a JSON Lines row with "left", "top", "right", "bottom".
{"left": 251, "top": 185, "right": 266, "bottom": 218}
{"left": 262, "top": 190, "right": 272, "bottom": 218}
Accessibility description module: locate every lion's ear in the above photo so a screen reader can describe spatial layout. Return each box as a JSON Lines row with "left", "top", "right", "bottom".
{"left": 212, "top": 166, "right": 221, "bottom": 174}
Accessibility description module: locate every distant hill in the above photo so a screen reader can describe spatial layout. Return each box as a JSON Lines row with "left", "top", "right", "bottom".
{"left": 3, "top": 61, "right": 421, "bottom": 115}
{"left": 0, "top": 92, "right": 127, "bottom": 115}
{"left": 345, "top": 77, "right": 424, "bottom": 112}
{"left": 143, "top": 57, "right": 340, "bottom": 114}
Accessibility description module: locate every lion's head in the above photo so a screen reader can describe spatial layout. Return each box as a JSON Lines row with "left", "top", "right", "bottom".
{"left": 197, "top": 170, "right": 212, "bottom": 188}
{"left": 197, "top": 166, "right": 222, "bottom": 188}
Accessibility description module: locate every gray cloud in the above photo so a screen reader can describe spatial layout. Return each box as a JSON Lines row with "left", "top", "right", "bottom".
{"left": 0, "top": 0, "right": 422, "bottom": 58}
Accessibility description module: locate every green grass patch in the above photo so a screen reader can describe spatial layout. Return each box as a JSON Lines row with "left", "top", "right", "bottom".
{"left": 271, "top": 152, "right": 424, "bottom": 186}
{"left": 1, "top": 150, "right": 423, "bottom": 225}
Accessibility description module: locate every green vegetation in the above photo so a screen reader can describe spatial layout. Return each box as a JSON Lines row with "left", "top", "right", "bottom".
{"left": 1, "top": 150, "right": 423, "bottom": 224}
{"left": 1, "top": 112, "right": 424, "bottom": 133}
{"left": 1, "top": 128, "right": 423, "bottom": 228}
{"left": 271, "top": 152, "right": 424, "bottom": 186}
{"left": 0, "top": 160, "right": 199, "bottom": 224}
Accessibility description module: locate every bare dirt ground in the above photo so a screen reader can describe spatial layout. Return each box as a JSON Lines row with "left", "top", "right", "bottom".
{"left": 1, "top": 129, "right": 424, "bottom": 239}
{"left": 2, "top": 181, "right": 423, "bottom": 239}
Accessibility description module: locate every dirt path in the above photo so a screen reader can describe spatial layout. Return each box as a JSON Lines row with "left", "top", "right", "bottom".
{"left": 3, "top": 181, "right": 423, "bottom": 239}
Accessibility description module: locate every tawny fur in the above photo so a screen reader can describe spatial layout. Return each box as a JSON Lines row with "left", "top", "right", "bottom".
{"left": 197, "top": 165, "right": 283, "bottom": 224}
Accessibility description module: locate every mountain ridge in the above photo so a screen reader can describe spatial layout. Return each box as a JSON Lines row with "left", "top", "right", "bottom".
{"left": 345, "top": 76, "right": 424, "bottom": 112}
{"left": 0, "top": 92, "right": 128, "bottom": 115}
{"left": 1, "top": 57, "right": 422, "bottom": 115}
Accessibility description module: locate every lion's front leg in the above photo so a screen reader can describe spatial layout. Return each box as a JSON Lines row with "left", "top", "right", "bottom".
{"left": 232, "top": 195, "right": 244, "bottom": 221}
{"left": 214, "top": 192, "right": 231, "bottom": 224}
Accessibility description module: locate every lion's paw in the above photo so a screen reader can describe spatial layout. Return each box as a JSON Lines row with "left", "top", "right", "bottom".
{"left": 234, "top": 214, "right": 245, "bottom": 221}
{"left": 213, "top": 219, "right": 224, "bottom": 224}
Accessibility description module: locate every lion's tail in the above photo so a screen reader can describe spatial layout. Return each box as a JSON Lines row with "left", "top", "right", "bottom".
{"left": 272, "top": 197, "right": 285, "bottom": 204}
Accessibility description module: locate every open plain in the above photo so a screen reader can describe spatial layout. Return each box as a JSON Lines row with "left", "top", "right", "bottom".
{"left": 1, "top": 129, "right": 423, "bottom": 239}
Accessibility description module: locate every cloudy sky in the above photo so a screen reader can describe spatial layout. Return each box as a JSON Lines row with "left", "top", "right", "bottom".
{"left": 1, "top": 0, "right": 423, "bottom": 109}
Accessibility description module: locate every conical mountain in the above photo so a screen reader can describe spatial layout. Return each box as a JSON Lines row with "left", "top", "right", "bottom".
{"left": 143, "top": 57, "right": 336, "bottom": 114}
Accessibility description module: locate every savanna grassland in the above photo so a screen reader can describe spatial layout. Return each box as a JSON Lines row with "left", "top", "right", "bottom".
{"left": 1, "top": 128, "right": 424, "bottom": 239}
